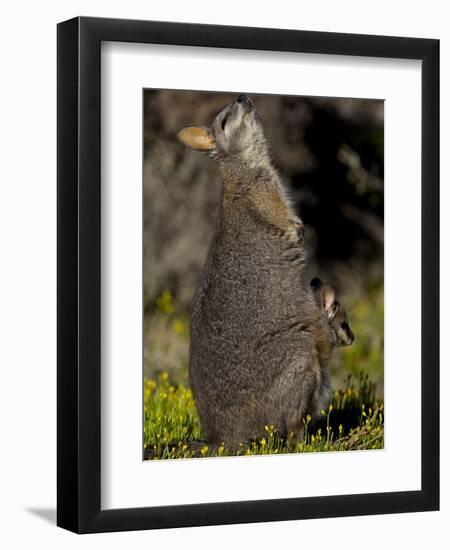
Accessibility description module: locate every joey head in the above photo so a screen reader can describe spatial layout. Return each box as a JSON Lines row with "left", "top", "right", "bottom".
{"left": 310, "top": 277, "right": 354, "bottom": 347}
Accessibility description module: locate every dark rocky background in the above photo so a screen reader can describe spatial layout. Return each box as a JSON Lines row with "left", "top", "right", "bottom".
{"left": 143, "top": 90, "right": 384, "bottom": 392}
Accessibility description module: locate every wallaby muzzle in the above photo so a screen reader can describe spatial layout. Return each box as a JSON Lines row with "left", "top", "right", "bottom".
{"left": 236, "top": 94, "right": 254, "bottom": 112}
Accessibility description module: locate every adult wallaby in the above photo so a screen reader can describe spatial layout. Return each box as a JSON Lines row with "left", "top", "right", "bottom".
{"left": 310, "top": 277, "right": 355, "bottom": 411}
{"left": 178, "top": 95, "right": 331, "bottom": 449}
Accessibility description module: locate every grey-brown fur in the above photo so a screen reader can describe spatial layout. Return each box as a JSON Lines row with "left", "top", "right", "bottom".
{"left": 178, "top": 95, "right": 334, "bottom": 449}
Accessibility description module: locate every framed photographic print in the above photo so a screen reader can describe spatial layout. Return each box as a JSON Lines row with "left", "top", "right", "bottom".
{"left": 57, "top": 16, "right": 439, "bottom": 533}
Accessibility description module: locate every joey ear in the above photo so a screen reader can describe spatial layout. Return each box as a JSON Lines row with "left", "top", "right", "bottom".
{"left": 320, "top": 284, "right": 336, "bottom": 318}
{"left": 177, "top": 126, "right": 216, "bottom": 151}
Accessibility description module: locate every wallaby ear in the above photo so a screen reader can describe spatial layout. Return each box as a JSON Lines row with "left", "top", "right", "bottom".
{"left": 177, "top": 126, "right": 216, "bottom": 151}
{"left": 320, "top": 284, "right": 336, "bottom": 318}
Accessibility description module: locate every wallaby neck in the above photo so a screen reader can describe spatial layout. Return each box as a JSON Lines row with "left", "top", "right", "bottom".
{"left": 216, "top": 157, "right": 303, "bottom": 254}
{"left": 218, "top": 158, "right": 280, "bottom": 197}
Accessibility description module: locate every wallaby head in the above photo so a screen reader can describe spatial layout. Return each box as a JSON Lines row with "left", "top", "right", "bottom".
{"left": 178, "top": 95, "right": 305, "bottom": 245}
{"left": 177, "top": 94, "right": 269, "bottom": 168}
{"left": 310, "top": 277, "right": 354, "bottom": 347}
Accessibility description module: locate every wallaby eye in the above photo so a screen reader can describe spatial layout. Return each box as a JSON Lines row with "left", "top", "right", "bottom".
{"left": 221, "top": 114, "right": 229, "bottom": 131}
{"left": 341, "top": 322, "right": 349, "bottom": 332}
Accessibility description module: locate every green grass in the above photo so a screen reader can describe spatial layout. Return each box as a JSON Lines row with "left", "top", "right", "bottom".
{"left": 144, "top": 372, "right": 384, "bottom": 460}
{"left": 334, "top": 285, "right": 384, "bottom": 390}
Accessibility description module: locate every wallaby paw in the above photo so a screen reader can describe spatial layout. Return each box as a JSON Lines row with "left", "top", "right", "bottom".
{"left": 285, "top": 219, "right": 305, "bottom": 245}
{"left": 296, "top": 221, "right": 306, "bottom": 243}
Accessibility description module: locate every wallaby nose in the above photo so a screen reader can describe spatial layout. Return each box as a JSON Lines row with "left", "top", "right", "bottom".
{"left": 237, "top": 94, "right": 252, "bottom": 107}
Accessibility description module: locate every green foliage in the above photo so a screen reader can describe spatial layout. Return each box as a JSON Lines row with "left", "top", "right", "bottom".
{"left": 143, "top": 373, "right": 202, "bottom": 458}
{"left": 144, "top": 291, "right": 190, "bottom": 385}
{"left": 335, "top": 285, "right": 384, "bottom": 389}
{"left": 144, "top": 372, "right": 383, "bottom": 460}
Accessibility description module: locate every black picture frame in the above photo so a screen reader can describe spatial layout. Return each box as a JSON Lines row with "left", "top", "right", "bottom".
{"left": 57, "top": 16, "right": 439, "bottom": 533}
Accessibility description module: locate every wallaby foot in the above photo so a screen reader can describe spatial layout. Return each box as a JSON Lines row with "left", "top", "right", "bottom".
{"left": 288, "top": 217, "right": 305, "bottom": 244}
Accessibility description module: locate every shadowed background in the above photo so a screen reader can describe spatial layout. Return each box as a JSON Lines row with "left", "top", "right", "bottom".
{"left": 143, "top": 90, "right": 384, "bottom": 395}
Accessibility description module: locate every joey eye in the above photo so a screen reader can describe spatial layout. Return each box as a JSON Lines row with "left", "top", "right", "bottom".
{"left": 341, "top": 322, "right": 349, "bottom": 332}
{"left": 221, "top": 114, "right": 229, "bottom": 131}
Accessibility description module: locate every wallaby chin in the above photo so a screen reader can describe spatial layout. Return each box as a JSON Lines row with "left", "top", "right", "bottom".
{"left": 182, "top": 95, "right": 345, "bottom": 449}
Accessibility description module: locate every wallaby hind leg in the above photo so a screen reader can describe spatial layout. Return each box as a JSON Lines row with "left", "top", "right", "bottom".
{"left": 203, "top": 403, "right": 267, "bottom": 453}
{"left": 284, "top": 403, "right": 307, "bottom": 447}
{"left": 283, "top": 365, "right": 322, "bottom": 447}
